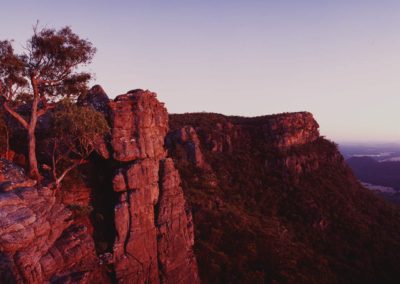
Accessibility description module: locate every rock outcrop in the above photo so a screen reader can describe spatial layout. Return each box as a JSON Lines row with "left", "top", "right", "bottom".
{"left": 262, "top": 112, "right": 319, "bottom": 147}
{"left": 109, "top": 90, "right": 168, "bottom": 162}
{"left": 78, "top": 84, "right": 111, "bottom": 116}
{"left": 109, "top": 90, "right": 198, "bottom": 283}
{"left": 0, "top": 87, "right": 199, "bottom": 283}
{"left": 0, "top": 160, "right": 104, "bottom": 284}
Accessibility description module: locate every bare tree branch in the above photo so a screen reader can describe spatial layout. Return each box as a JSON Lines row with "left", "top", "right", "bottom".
{"left": 3, "top": 102, "right": 28, "bottom": 129}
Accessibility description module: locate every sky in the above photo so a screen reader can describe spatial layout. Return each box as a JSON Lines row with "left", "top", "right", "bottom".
{"left": 1, "top": 0, "right": 400, "bottom": 143}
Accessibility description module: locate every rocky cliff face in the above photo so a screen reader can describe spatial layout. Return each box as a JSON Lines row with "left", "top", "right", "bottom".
{"left": 0, "top": 159, "right": 104, "bottom": 283}
{"left": 109, "top": 90, "right": 198, "bottom": 284}
{"left": 168, "top": 112, "right": 400, "bottom": 284}
{"left": 1, "top": 90, "right": 400, "bottom": 284}
{"left": 262, "top": 112, "right": 319, "bottom": 147}
{"left": 0, "top": 87, "right": 199, "bottom": 283}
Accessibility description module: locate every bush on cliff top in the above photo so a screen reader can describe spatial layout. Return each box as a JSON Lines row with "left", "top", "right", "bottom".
{"left": 49, "top": 99, "right": 110, "bottom": 187}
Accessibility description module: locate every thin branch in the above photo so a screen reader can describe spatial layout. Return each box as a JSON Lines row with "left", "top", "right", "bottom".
{"left": 37, "top": 104, "right": 55, "bottom": 117}
{"left": 55, "top": 159, "right": 87, "bottom": 186}
{"left": 3, "top": 102, "right": 29, "bottom": 129}
{"left": 55, "top": 146, "right": 73, "bottom": 165}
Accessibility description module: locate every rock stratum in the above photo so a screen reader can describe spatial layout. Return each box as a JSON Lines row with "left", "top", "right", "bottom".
{"left": 1, "top": 86, "right": 400, "bottom": 284}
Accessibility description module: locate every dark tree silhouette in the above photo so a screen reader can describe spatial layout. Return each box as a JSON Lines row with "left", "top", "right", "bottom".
{"left": 0, "top": 25, "right": 96, "bottom": 179}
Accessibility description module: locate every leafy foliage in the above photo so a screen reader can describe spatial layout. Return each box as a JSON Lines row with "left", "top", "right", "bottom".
{"left": 0, "top": 26, "right": 95, "bottom": 101}
{"left": 52, "top": 100, "right": 109, "bottom": 157}
{"left": 50, "top": 99, "right": 110, "bottom": 184}
{"left": 0, "top": 24, "right": 96, "bottom": 178}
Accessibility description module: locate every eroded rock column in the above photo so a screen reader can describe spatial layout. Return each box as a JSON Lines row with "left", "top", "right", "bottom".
{"left": 109, "top": 90, "right": 199, "bottom": 283}
{"left": 157, "top": 158, "right": 199, "bottom": 284}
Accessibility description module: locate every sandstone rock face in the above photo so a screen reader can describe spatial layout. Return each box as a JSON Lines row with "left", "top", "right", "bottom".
{"left": 262, "top": 112, "right": 319, "bottom": 147}
{"left": 157, "top": 158, "right": 199, "bottom": 284}
{"left": 112, "top": 160, "right": 160, "bottom": 283}
{"left": 0, "top": 159, "right": 36, "bottom": 192}
{"left": 166, "top": 126, "right": 208, "bottom": 169}
{"left": 0, "top": 87, "right": 199, "bottom": 284}
{"left": 110, "top": 90, "right": 199, "bottom": 283}
{"left": 109, "top": 90, "right": 168, "bottom": 162}
{"left": 112, "top": 157, "right": 200, "bottom": 284}
{"left": 0, "top": 160, "right": 103, "bottom": 284}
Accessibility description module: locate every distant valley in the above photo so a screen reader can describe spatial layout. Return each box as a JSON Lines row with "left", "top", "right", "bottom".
{"left": 340, "top": 143, "right": 400, "bottom": 203}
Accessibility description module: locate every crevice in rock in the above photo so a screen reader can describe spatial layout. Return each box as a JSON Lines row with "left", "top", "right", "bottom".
{"left": 83, "top": 155, "right": 118, "bottom": 282}
{"left": 123, "top": 191, "right": 131, "bottom": 255}
{"left": 154, "top": 159, "right": 164, "bottom": 283}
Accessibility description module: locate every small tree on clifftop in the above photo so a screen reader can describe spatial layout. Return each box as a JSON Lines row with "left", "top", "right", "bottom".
{"left": 50, "top": 99, "right": 110, "bottom": 187}
{"left": 0, "top": 25, "right": 96, "bottom": 179}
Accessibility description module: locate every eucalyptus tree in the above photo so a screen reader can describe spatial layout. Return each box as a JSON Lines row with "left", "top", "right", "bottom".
{"left": 0, "top": 25, "right": 96, "bottom": 179}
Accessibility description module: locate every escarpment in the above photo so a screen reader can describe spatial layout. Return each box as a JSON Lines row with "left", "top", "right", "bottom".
{"left": 0, "top": 86, "right": 199, "bottom": 283}
{"left": 168, "top": 112, "right": 400, "bottom": 284}
{"left": 1, "top": 90, "right": 400, "bottom": 284}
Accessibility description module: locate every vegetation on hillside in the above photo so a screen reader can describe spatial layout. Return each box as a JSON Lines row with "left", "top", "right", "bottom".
{"left": 169, "top": 113, "right": 400, "bottom": 284}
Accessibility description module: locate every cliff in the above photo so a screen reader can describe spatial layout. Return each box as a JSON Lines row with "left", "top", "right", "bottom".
{"left": 168, "top": 112, "right": 400, "bottom": 284}
{"left": 0, "top": 87, "right": 199, "bottom": 283}
{"left": 1, "top": 89, "right": 400, "bottom": 284}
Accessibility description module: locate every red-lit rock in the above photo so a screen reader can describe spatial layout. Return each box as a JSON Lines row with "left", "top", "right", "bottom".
{"left": 0, "top": 159, "right": 104, "bottom": 283}
{"left": 109, "top": 90, "right": 168, "bottom": 162}
{"left": 112, "top": 158, "right": 160, "bottom": 283}
{"left": 157, "top": 158, "right": 200, "bottom": 284}
{"left": 262, "top": 112, "right": 319, "bottom": 147}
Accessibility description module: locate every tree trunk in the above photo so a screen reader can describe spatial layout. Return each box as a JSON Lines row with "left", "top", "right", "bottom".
{"left": 28, "top": 126, "right": 40, "bottom": 179}
{"left": 28, "top": 77, "right": 41, "bottom": 180}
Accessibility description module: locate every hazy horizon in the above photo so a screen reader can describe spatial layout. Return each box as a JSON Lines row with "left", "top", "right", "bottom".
{"left": 1, "top": 0, "right": 400, "bottom": 143}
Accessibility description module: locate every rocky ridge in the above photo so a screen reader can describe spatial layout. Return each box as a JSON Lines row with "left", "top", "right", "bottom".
{"left": 167, "top": 112, "right": 400, "bottom": 284}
